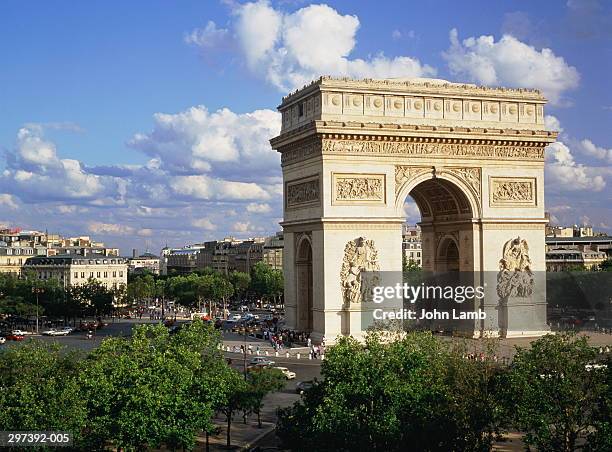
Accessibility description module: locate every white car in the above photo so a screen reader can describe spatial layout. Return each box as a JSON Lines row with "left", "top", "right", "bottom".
{"left": 42, "top": 329, "right": 69, "bottom": 336}
{"left": 231, "top": 313, "right": 242, "bottom": 321}
{"left": 0, "top": 337, "right": 6, "bottom": 345}
{"left": 60, "top": 326, "right": 74, "bottom": 334}
{"left": 274, "top": 366, "right": 296, "bottom": 380}
{"left": 12, "top": 329, "right": 29, "bottom": 336}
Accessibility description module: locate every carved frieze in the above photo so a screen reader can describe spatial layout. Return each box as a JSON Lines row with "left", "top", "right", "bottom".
{"left": 280, "top": 138, "right": 322, "bottom": 165}
{"left": 321, "top": 139, "right": 545, "bottom": 160}
{"left": 286, "top": 177, "right": 320, "bottom": 209}
{"left": 333, "top": 173, "right": 385, "bottom": 204}
{"left": 340, "top": 237, "right": 380, "bottom": 305}
{"left": 497, "top": 237, "right": 534, "bottom": 299}
{"left": 490, "top": 177, "right": 536, "bottom": 207}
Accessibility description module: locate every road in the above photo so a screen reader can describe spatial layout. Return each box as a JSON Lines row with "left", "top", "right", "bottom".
{"left": 1, "top": 319, "right": 324, "bottom": 386}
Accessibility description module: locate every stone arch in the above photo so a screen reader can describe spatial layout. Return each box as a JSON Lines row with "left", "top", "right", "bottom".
{"left": 273, "top": 76, "right": 555, "bottom": 341}
{"left": 295, "top": 234, "right": 313, "bottom": 332}
{"left": 436, "top": 235, "right": 460, "bottom": 271}
{"left": 394, "top": 168, "right": 481, "bottom": 219}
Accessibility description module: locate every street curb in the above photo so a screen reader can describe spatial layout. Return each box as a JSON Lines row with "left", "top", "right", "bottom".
{"left": 242, "top": 425, "right": 276, "bottom": 451}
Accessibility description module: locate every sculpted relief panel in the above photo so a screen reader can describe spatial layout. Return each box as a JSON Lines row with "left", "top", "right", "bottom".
{"left": 333, "top": 173, "right": 385, "bottom": 204}
{"left": 490, "top": 177, "right": 536, "bottom": 207}
{"left": 286, "top": 177, "right": 320, "bottom": 209}
{"left": 395, "top": 166, "right": 431, "bottom": 195}
{"left": 497, "top": 237, "right": 534, "bottom": 299}
{"left": 340, "top": 237, "right": 380, "bottom": 305}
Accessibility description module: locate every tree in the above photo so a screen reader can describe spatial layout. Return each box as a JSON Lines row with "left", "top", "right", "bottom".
{"left": 79, "top": 320, "right": 236, "bottom": 450}
{"left": 0, "top": 342, "right": 87, "bottom": 446}
{"left": 600, "top": 258, "right": 612, "bottom": 271}
{"left": 245, "top": 368, "right": 286, "bottom": 428}
{"left": 504, "top": 333, "right": 609, "bottom": 451}
{"left": 402, "top": 254, "right": 421, "bottom": 273}
{"left": 76, "top": 279, "right": 114, "bottom": 316}
{"left": 229, "top": 271, "right": 251, "bottom": 300}
{"left": 277, "top": 332, "right": 506, "bottom": 451}
{"left": 250, "top": 262, "right": 284, "bottom": 305}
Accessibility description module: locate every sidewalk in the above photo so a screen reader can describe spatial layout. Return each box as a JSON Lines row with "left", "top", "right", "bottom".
{"left": 221, "top": 339, "right": 322, "bottom": 361}
{"left": 192, "top": 419, "right": 275, "bottom": 451}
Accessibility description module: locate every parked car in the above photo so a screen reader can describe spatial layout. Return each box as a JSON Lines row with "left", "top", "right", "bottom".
{"left": 6, "top": 334, "right": 25, "bottom": 341}
{"left": 60, "top": 326, "right": 74, "bottom": 334}
{"left": 249, "top": 356, "right": 275, "bottom": 366}
{"left": 295, "top": 380, "right": 314, "bottom": 394}
{"left": 274, "top": 366, "right": 296, "bottom": 380}
{"left": 231, "top": 313, "right": 242, "bottom": 321}
{"left": 11, "top": 329, "right": 28, "bottom": 336}
{"left": 0, "top": 337, "right": 6, "bottom": 345}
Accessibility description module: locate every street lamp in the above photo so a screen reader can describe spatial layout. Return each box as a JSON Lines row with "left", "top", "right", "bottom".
{"left": 32, "top": 287, "right": 44, "bottom": 333}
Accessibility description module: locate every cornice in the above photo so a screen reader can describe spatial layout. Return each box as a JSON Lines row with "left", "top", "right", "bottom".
{"left": 280, "top": 76, "right": 546, "bottom": 106}
{"left": 271, "top": 119, "right": 557, "bottom": 150}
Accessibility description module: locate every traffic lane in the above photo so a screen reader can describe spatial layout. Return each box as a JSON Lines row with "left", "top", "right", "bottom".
{"left": 224, "top": 352, "right": 322, "bottom": 392}
{"left": 1, "top": 320, "right": 159, "bottom": 351}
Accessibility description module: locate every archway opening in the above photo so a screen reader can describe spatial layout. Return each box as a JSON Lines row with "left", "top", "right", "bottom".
{"left": 403, "top": 177, "right": 475, "bottom": 272}
{"left": 295, "top": 237, "right": 313, "bottom": 332}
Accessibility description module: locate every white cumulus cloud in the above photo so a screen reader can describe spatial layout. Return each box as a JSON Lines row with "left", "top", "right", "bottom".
{"left": 128, "top": 106, "right": 281, "bottom": 176}
{"left": 1, "top": 126, "right": 126, "bottom": 205}
{"left": 0, "top": 194, "right": 18, "bottom": 209}
{"left": 193, "top": 1, "right": 436, "bottom": 91}
{"left": 546, "top": 142, "right": 606, "bottom": 191}
{"left": 191, "top": 218, "right": 216, "bottom": 230}
{"left": 246, "top": 202, "right": 272, "bottom": 213}
{"left": 443, "top": 29, "right": 579, "bottom": 105}
{"left": 579, "top": 139, "right": 612, "bottom": 164}
{"left": 88, "top": 222, "right": 134, "bottom": 236}
{"left": 184, "top": 20, "right": 229, "bottom": 48}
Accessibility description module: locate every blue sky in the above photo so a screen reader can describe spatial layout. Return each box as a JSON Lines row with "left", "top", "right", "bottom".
{"left": 1, "top": 0, "right": 610, "bottom": 253}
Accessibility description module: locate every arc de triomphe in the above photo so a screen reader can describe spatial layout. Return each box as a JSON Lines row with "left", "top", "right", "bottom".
{"left": 270, "top": 77, "right": 557, "bottom": 342}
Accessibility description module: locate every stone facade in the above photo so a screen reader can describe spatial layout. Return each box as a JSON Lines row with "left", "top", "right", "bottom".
{"left": 23, "top": 255, "right": 128, "bottom": 289}
{"left": 272, "top": 77, "right": 557, "bottom": 342}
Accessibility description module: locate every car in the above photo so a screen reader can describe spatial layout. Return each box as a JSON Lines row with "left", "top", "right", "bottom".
{"left": 11, "top": 329, "right": 28, "bottom": 336}
{"left": 60, "top": 326, "right": 74, "bottom": 334}
{"left": 231, "top": 313, "right": 242, "bottom": 321}
{"left": 42, "top": 329, "right": 70, "bottom": 336}
{"left": 295, "top": 380, "right": 314, "bottom": 394}
{"left": 249, "top": 356, "right": 275, "bottom": 366}
{"left": 273, "top": 366, "right": 296, "bottom": 380}
{"left": 0, "top": 337, "right": 6, "bottom": 345}
{"left": 6, "top": 334, "right": 25, "bottom": 341}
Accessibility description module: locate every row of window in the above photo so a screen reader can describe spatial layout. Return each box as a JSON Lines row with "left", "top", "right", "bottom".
{"left": 1, "top": 258, "right": 24, "bottom": 265}
{"left": 73, "top": 270, "right": 123, "bottom": 279}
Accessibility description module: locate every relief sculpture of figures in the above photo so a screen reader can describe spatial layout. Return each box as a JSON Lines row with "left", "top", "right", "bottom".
{"left": 286, "top": 179, "right": 319, "bottom": 206}
{"left": 497, "top": 237, "right": 534, "bottom": 299}
{"left": 492, "top": 181, "right": 533, "bottom": 202}
{"left": 336, "top": 177, "right": 382, "bottom": 201}
{"left": 340, "top": 237, "right": 380, "bottom": 305}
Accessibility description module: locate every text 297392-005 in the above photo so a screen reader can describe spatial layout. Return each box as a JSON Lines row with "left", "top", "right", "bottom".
{"left": 0, "top": 431, "right": 72, "bottom": 447}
